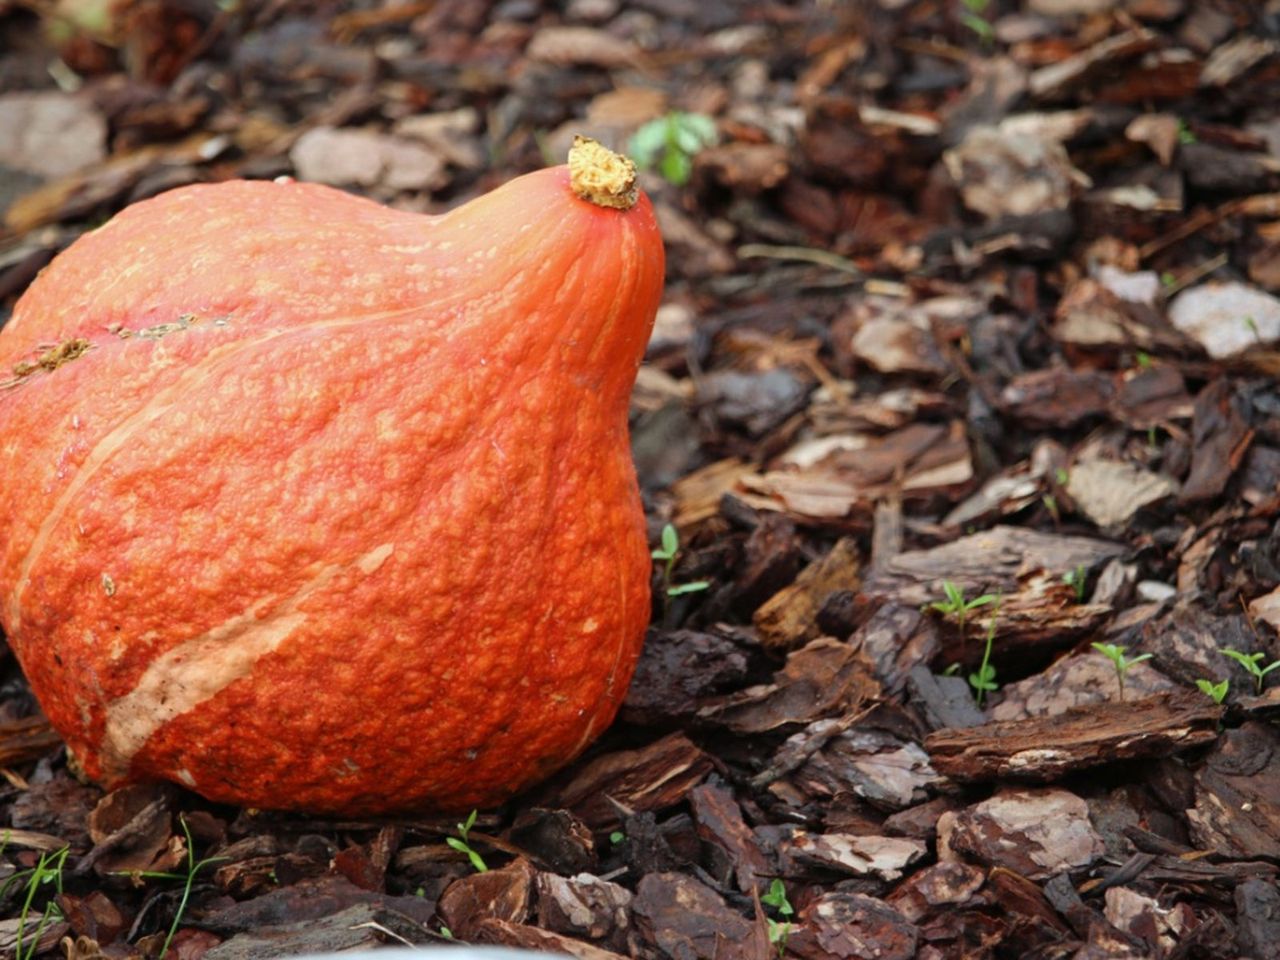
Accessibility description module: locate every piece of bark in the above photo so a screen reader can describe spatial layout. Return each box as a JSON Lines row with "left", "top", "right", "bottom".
{"left": 847, "top": 300, "right": 947, "bottom": 376}
{"left": 699, "top": 368, "right": 813, "bottom": 438}
{"left": 1043, "top": 873, "right": 1154, "bottom": 958}
{"left": 621, "top": 629, "right": 751, "bottom": 725}
{"left": 991, "top": 651, "right": 1179, "bottom": 721}
{"left": 1188, "top": 721, "right": 1280, "bottom": 859}
{"left": 1169, "top": 282, "right": 1280, "bottom": 359}
{"left": 473, "top": 918, "right": 631, "bottom": 960}
{"left": 926, "top": 691, "right": 1221, "bottom": 782}
{"left": 1201, "top": 34, "right": 1279, "bottom": 86}
{"left": 699, "top": 637, "right": 877, "bottom": 734}
{"left": 1180, "top": 378, "right": 1255, "bottom": 503}
{"left": 194, "top": 875, "right": 436, "bottom": 936}
{"left": 1140, "top": 607, "right": 1253, "bottom": 692}
{"left": 1066, "top": 458, "right": 1177, "bottom": 529}
{"left": 882, "top": 797, "right": 961, "bottom": 842}
{"left": 1000, "top": 368, "right": 1115, "bottom": 429}
{"left": 535, "top": 872, "right": 633, "bottom": 954}
{"left": 886, "top": 862, "right": 985, "bottom": 924}
{"left": 781, "top": 832, "right": 927, "bottom": 882}
{"left": 1029, "top": 28, "right": 1159, "bottom": 100}
{"left": 632, "top": 872, "right": 760, "bottom": 960}
{"left": 552, "top": 732, "right": 714, "bottom": 829}
{"left": 620, "top": 811, "right": 694, "bottom": 877}
{"left": 201, "top": 903, "right": 428, "bottom": 960}
{"left": 332, "top": 824, "right": 401, "bottom": 892}
{"left": 56, "top": 890, "right": 126, "bottom": 947}
{"left": 82, "top": 784, "right": 181, "bottom": 877}
{"left": 0, "top": 714, "right": 62, "bottom": 767}
{"left": 437, "top": 857, "right": 535, "bottom": 939}
{"left": 793, "top": 728, "right": 943, "bottom": 811}
{"left": 744, "top": 423, "right": 972, "bottom": 521}
{"left": 906, "top": 667, "right": 987, "bottom": 731}
{"left": 865, "top": 524, "right": 1125, "bottom": 607}
{"left": 870, "top": 497, "right": 904, "bottom": 571}
{"left": 733, "top": 514, "right": 805, "bottom": 614}
{"left": 938, "top": 788, "right": 1104, "bottom": 879}
{"left": 1236, "top": 878, "right": 1280, "bottom": 960}
{"left": 689, "top": 782, "right": 770, "bottom": 894}
{"left": 697, "top": 142, "right": 789, "bottom": 193}
{"left": 946, "top": 121, "right": 1087, "bottom": 219}
{"left": 850, "top": 603, "right": 939, "bottom": 697}
{"left": 0, "top": 916, "right": 69, "bottom": 959}
{"left": 1104, "top": 886, "right": 1195, "bottom": 956}
{"left": 788, "top": 892, "right": 919, "bottom": 960}
{"left": 754, "top": 538, "right": 862, "bottom": 651}
{"left": 985, "top": 868, "right": 1074, "bottom": 947}
{"left": 508, "top": 808, "right": 596, "bottom": 876}
{"left": 1112, "top": 364, "right": 1194, "bottom": 429}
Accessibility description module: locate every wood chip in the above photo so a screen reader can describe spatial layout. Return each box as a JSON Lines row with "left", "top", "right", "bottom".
{"left": 754, "top": 537, "right": 862, "bottom": 651}
{"left": 939, "top": 788, "right": 1104, "bottom": 879}
{"left": 926, "top": 691, "right": 1222, "bottom": 782}
{"left": 552, "top": 733, "right": 714, "bottom": 829}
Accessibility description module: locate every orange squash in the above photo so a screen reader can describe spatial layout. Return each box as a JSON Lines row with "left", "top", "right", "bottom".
{"left": 0, "top": 138, "right": 664, "bottom": 814}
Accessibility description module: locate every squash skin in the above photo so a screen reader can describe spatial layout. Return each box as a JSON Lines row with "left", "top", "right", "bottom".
{"left": 0, "top": 164, "right": 664, "bottom": 814}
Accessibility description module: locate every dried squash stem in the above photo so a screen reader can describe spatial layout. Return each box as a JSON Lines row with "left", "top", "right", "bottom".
{"left": 569, "top": 136, "right": 638, "bottom": 211}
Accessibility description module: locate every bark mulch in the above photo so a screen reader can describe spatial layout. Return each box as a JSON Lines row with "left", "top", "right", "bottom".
{"left": 2, "top": 1, "right": 1280, "bottom": 958}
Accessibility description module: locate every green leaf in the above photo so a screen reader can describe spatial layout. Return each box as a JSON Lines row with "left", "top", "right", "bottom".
{"left": 680, "top": 112, "right": 718, "bottom": 145}
{"left": 661, "top": 523, "right": 678, "bottom": 556}
{"left": 1091, "top": 642, "right": 1124, "bottom": 663}
{"left": 969, "top": 666, "right": 997, "bottom": 692}
{"left": 629, "top": 120, "right": 669, "bottom": 166}
{"left": 668, "top": 580, "right": 710, "bottom": 597}
{"left": 761, "top": 878, "right": 791, "bottom": 913}
{"left": 1223, "top": 648, "right": 1265, "bottom": 675}
{"left": 1196, "top": 678, "right": 1229, "bottom": 704}
{"left": 659, "top": 148, "right": 693, "bottom": 186}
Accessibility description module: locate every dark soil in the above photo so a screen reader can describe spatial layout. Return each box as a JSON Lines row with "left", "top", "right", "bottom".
{"left": 2, "top": 1, "right": 1280, "bottom": 958}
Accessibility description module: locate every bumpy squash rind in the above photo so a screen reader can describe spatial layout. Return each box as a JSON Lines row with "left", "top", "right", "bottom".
{"left": 0, "top": 148, "right": 664, "bottom": 814}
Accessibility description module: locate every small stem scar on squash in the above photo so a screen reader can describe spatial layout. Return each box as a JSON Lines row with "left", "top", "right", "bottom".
{"left": 569, "top": 136, "right": 639, "bottom": 211}
{"left": 4, "top": 337, "right": 92, "bottom": 388}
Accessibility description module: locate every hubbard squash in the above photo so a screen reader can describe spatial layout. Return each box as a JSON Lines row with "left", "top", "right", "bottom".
{"left": 0, "top": 138, "right": 664, "bottom": 815}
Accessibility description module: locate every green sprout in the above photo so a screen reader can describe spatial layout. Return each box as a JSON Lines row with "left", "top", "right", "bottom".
{"left": 609, "top": 830, "right": 625, "bottom": 846}
{"left": 760, "top": 878, "right": 794, "bottom": 959}
{"left": 1042, "top": 493, "right": 1060, "bottom": 524}
{"left": 122, "top": 816, "right": 230, "bottom": 959}
{"left": 1054, "top": 467, "right": 1070, "bottom": 486}
{"left": 959, "top": 0, "right": 994, "bottom": 43}
{"left": 1177, "top": 119, "right": 1196, "bottom": 145}
{"left": 1063, "top": 564, "right": 1087, "bottom": 603}
{"left": 1092, "top": 643, "right": 1152, "bottom": 702}
{"left": 11, "top": 845, "right": 69, "bottom": 960}
{"left": 969, "top": 605, "right": 1001, "bottom": 708}
{"left": 446, "top": 810, "right": 489, "bottom": 873}
{"left": 629, "top": 112, "right": 717, "bottom": 187}
{"left": 1196, "top": 678, "right": 1229, "bottom": 705}
{"left": 929, "top": 580, "right": 997, "bottom": 639}
{"left": 1136, "top": 350, "right": 1154, "bottom": 367}
{"left": 1222, "top": 648, "right": 1280, "bottom": 695}
{"left": 652, "top": 523, "right": 710, "bottom": 599}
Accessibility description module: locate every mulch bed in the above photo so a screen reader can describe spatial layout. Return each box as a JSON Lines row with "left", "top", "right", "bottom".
{"left": 3, "top": 1, "right": 1280, "bottom": 957}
